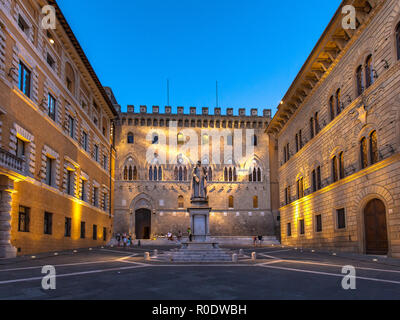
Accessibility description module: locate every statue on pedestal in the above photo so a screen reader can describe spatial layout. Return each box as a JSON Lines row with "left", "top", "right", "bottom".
{"left": 191, "top": 161, "right": 208, "bottom": 200}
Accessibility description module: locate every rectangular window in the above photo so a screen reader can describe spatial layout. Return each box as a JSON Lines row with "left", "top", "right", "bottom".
{"left": 337, "top": 208, "right": 346, "bottom": 229}
{"left": 66, "top": 170, "right": 74, "bottom": 196}
{"left": 45, "top": 157, "right": 54, "bottom": 186}
{"left": 16, "top": 138, "right": 26, "bottom": 158}
{"left": 81, "top": 179, "right": 86, "bottom": 202}
{"left": 19, "top": 61, "right": 31, "bottom": 98}
{"left": 68, "top": 116, "right": 75, "bottom": 139}
{"left": 103, "top": 193, "right": 107, "bottom": 211}
{"left": 46, "top": 53, "right": 55, "bottom": 69}
{"left": 93, "top": 187, "right": 99, "bottom": 207}
{"left": 317, "top": 166, "right": 322, "bottom": 190}
{"left": 299, "top": 219, "right": 305, "bottom": 235}
{"left": 80, "top": 221, "right": 86, "bottom": 239}
{"left": 44, "top": 212, "right": 53, "bottom": 235}
{"left": 316, "top": 214, "right": 322, "bottom": 233}
{"left": 287, "top": 223, "right": 292, "bottom": 237}
{"left": 93, "top": 225, "right": 97, "bottom": 240}
{"left": 94, "top": 144, "right": 99, "bottom": 162}
{"left": 82, "top": 131, "right": 88, "bottom": 151}
{"left": 48, "top": 94, "right": 56, "bottom": 121}
{"left": 103, "top": 227, "right": 107, "bottom": 241}
{"left": 18, "top": 206, "right": 30, "bottom": 232}
{"left": 103, "top": 155, "right": 108, "bottom": 170}
{"left": 312, "top": 170, "right": 317, "bottom": 192}
{"left": 65, "top": 217, "right": 72, "bottom": 237}
{"left": 297, "top": 178, "right": 304, "bottom": 199}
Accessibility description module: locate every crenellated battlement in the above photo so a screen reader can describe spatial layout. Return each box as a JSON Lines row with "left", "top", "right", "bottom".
{"left": 120, "top": 105, "right": 272, "bottom": 119}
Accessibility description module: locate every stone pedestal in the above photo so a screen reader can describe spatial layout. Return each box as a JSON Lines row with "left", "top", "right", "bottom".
{"left": 188, "top": 197, "right": 211, "bottom": 242}
{"left": 0, "top": 176, "right": 17, "bottom": 259}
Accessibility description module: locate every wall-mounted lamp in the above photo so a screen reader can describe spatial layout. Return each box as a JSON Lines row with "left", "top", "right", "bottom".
{"left": 7, "top": 67, "right": 16, "bottom": 78}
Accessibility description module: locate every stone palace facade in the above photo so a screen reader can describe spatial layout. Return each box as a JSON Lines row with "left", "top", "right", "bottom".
{"left": 268, "top": 0, "right": 400, "bottom": 258}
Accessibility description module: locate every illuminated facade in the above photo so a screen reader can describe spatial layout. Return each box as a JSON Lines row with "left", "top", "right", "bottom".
{"left": 113, "top": 106, "right": 280, "bottom": 239}
{"left": 0, "top": 0, "right": 117, "bottom": 257}
{"left": 268, "top": 0, "right": 400, "bottom": 257}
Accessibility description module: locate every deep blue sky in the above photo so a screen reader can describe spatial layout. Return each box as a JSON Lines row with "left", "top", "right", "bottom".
{"left": 57, "top": 0, "right": 341, "bottom": 115}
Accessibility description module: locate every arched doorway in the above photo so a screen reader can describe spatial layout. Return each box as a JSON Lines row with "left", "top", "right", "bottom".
{"left": 135, "top": 209, "right": 151, "bottom": 239}
{"left": 364, "top": 199, "right": 388, "bottom": 255}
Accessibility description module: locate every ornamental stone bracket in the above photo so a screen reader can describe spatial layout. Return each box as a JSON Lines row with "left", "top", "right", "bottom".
{"left": 0, "top": 175, "right": 17, "bottom": 258}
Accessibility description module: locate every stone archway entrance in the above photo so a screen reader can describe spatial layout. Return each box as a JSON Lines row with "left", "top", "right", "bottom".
{"left": 364, "top": 198, "right": 388, "bottom": 255}
{"left": 135, "top": 208, "right": 151, "bottom": 239}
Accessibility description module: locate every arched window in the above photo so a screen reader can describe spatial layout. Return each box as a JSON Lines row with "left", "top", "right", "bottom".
{"left": 65, "top": 62, "right": 75, "bottom": 95}
{"left": 149, "top": 166, "right": 153, "bottom": 181}
{"left": 208, "top": 167, "right": 213, "bottom": 181}
{"left": 123, "top": 166, "right": 128, "bottom": 180}
{"left": 360, "top": 137, "right": 368, "bottom": 169}
{"left": 257, "top": 168, "right": 262, "bottom": 182}
{"left": 365, "top": 55, "right": 373, "bottom": 88}
{"left": 224, "top": 168, "right": 228, "bottom": 182}
{"left": 228, "top": 196, "right": 234, "bottom": 209}
{"left": 183, "top": 167, "right": 187, "bottom": 181}
{"left": 153, "top": 166, "right": 158, "bottom": 181}
{"left": 178, "top": 195, "right": 184, "bottom": 209}
{"left": 202, "top": 134, "right": 209, "bottom": 145}
{"left": 128, "top": 166, "right": 133, "bottom": 181}
{"left": 253, "top": 196, "right": 259, "bottom": 209}
{"left": 174, "top": 167, "right": 178, "bottom": 180}
{"left": 178, "top": 167, "right": 183, "bottom": 181}
{"left": 133, "top": 166, "right": 138, "bottom": 180}
{"left": 332, "top": 156, "right": 338, "bottom": 183}
{"left": 229, "top": 168, "right": 233, "bottom": 182}
{"left": 369, "top": 131, "right": 378, "bottom": 165}
{"left": 252, "top": 135, "right": 258, "bottom": 147}
{"left": 233, "top": 168, "right": 237, "bottom": 182}
{"left": 356, "top": 65, "right": 364, "bottom": 96}
{"left": 177, "top": 133, "right": 184, "bottom": 145}
{"left": 310, "top": 117, "right": 315, "bottom": 139}
{"left": 227, "top": 135, "right": 233, "bottom": 146}
{"left": 253, "top": 168, "right": 257, "bottom": 182}
{"left": 397, "top": 22, "right": 400, "bottom": 60}
{"left": 152, "top": 133, "right": 159, "bottom": 145}
{"left": 315, "top": 112, "right": 320, "bottom": 134}
{"left": 335, "top": 88, "right": 341, "bottom": 115}
{"left": 329, "top": 95, "right": 335, "bottom": 121}
{"left": 249, "top": 169, "right": 253, "bottom": 182}
{"left": 296, "top": 177, "right": 304, "bottom": 199}
{"left": 339, "top": 152, "right": 345, "bottom": 180}
{"left": 127, "top": 132, "right": 134, "bottom": 144}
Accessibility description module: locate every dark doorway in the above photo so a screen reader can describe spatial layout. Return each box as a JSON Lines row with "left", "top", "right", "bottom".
{"left": 135, "top": 209, "right": 151, "bottom": 239}
{"left": 364, "top": 199, "right": 388, "bottom": 255}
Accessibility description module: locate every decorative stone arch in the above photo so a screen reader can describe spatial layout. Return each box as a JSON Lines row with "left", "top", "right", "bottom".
{"left": 382, "top": 0, "right": 400, "bottom": 62}
{"left": 130, "top": 193, "right": 154, "bottom": 212}
{"left": 352, "top": 184, "right": 394, "bottom": 254}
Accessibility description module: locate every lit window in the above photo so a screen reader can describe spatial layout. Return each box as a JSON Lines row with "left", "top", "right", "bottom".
{"left": 19, "top": 61, "right": 31, "bottom": 98}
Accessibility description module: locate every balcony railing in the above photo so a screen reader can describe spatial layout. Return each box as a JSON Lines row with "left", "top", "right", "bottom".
{"left": 0, "top": 148, "right": 24, "bottom": 173}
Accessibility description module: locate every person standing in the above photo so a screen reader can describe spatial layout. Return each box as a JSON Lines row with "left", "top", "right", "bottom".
{"left": 188, "top": 227, "right": 193, "bottom": 242}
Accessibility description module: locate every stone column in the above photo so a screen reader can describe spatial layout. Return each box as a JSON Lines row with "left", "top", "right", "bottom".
{"left": 0, "top": 176, "right": 17, "bottom": 259}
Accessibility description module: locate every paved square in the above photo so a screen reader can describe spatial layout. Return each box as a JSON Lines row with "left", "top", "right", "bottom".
{"left": 0, "top": 246, "right": 399, "bottom": 300}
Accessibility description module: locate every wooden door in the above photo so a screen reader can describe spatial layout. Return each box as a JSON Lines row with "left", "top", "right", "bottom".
{"left": 364, "top": 199, "right": 388, "bottom": 255}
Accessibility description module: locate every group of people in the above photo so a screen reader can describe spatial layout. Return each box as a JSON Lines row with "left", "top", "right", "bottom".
{"left": 253, "top": 235, "right": 263, "bottom": 247}
{"left": 116, "top": 233, "right": 138, "bottom": 248}
{"left": 166, "top": 228, "right": 193, "bottom": 242}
